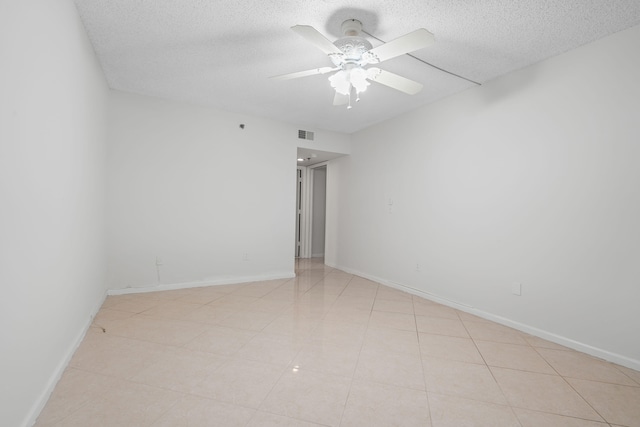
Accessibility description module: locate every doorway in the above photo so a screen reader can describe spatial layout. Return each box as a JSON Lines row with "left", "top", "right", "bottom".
{"left": 295, "top": 164, "right": 328, "bottom": 259}
{"left": 295, "top": 167, "right": 304, "bottom": 258}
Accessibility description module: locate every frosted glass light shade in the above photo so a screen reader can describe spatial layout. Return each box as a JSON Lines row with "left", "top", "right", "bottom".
{"left": 328, "top": 68, "right": 370, "bottom": 96}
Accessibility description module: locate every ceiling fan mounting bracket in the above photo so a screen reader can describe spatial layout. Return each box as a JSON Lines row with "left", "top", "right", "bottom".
{"left": 341, "top": 19, "right": 363, "bottom": 37}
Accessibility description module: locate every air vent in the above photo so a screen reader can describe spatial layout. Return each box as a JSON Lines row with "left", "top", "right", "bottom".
{"left": 298, "top": 130, "right": 314, "bottom": 141}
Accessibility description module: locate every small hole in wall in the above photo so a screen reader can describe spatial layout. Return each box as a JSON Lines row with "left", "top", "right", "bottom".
{"left": 239, "top": 124, "right": 245, "bottom": 129}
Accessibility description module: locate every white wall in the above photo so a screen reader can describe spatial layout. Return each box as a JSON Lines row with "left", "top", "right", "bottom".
{"left": 0, "top": 1, "right": 109, "bottom": 426}
{"left": 311, "top": 167, "right": 327, "bottom": 257}
{"left": 107, "top": 92, "right": 350, "bottom": 290}
{"left": 328, "top": 24, "right": 640, "bottom": 368}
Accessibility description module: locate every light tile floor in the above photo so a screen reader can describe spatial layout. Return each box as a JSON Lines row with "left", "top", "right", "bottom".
{"left": 36, "top": 258, "right": 640, "bottom": 426}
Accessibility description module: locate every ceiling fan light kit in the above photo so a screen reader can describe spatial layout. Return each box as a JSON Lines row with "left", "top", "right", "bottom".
{"left": 272, "top": 19, "right": 435, "bottom": 109}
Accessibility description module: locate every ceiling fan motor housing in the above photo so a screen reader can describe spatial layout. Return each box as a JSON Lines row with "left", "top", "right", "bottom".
{"left": 331, "top": 20, "right": 380, "bottom": 67}
{"left": 332, "top": 37, "right": 373, "bottom": 65}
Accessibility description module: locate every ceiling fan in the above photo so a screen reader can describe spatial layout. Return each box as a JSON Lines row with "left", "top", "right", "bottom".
{"left": 272, "top": 19, "right": 435, "bottom": 109}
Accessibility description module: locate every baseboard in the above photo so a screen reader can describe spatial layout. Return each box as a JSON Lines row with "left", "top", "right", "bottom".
{"left": 23, "top": 271, "right": 296, "bottom": 425}
{"left": 108, "top": 271, "right": 296, "bottom": 296}
{"left": 329, "top": 263, "right": 640, "bottom": 372}
{"left": 23, "top": 290, "right": 108, "bottom": 427}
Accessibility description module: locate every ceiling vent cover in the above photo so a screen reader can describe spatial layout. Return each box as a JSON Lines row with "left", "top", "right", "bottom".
{"left": 298, "top": 130, "right": 314, "bottom": 141}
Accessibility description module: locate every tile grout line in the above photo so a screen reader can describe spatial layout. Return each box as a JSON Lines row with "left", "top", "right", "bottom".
{"left": 528, "top": 345, "right": 612, "bottom": 424}
{"left": 458, "top": 311, "right": 525, "bottom": 427}
{"left": 335, "top": 273, "right": 374, "bottom": 427}
{"left": 413, "top": 296, "right": 434, "bottom": 427}
{"left": 248, "top": 260, "right": 350, "bottom": 427}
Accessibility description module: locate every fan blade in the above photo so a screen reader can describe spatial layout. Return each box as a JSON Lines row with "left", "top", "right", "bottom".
{"left": 367, "top": 29, "right": 434, "bottom": 63}
{"left": 291, "top": 25, "right": 343, "bottom": 55}
{"left": 271, "top": 67, "right": 337, "bottom": 81}
{"left": 367, "top": 68, "right": 423, "bottom": 95}
{"left": 333, "top": 92, "right": 349, "bottom": 106}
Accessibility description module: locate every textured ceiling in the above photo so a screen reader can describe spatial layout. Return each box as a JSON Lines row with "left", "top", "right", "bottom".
{"left": 74, "top": 0, "right": 640, "bottom": 134}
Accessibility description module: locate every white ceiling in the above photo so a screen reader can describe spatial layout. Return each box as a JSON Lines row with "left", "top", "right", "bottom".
{"left": 74, "top": 1, "right": 640, "bottom": 134}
